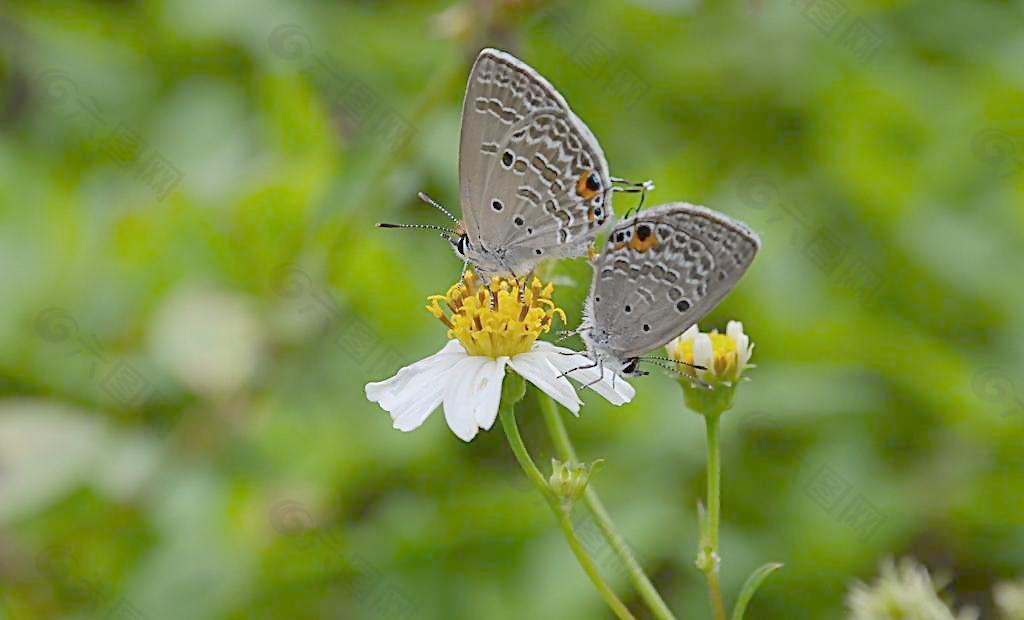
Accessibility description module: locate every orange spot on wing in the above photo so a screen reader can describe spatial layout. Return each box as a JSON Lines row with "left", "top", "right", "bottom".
{"left": 575, "top": 171, "right": 599, "bottom": 200}
{"left": 628, "top": 225, "right": 660, "bottom": 253}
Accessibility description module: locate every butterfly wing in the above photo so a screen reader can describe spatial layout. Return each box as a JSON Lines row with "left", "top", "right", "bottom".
{"left": 589, "top": 203, "right": 760, "bottom": 359}
{"left": 458, "top": 49, "right": 613, "bottom": 274}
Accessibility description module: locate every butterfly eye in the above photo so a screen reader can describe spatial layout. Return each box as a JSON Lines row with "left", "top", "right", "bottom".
{"left": 622, "top": 358, "right": 640, "bottom": 374}
{"left": 454, "top": 235, "right": 469, "bottom": 256}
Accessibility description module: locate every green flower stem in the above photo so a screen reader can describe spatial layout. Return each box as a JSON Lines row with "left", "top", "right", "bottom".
{"left": 707, "top": 570, "right": 726, "bottom": 620}
{"left": 702, "top": 413, "right": 727, "bottom": 620}
{"left": 537, "top": 391, "right": 678, "bottom": 620}
{"left": 498, "top": 377, "right": 636, "bottom": 620}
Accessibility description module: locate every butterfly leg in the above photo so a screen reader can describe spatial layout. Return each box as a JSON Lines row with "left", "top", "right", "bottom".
{"left": 517, "top": 268, "right": 534, "bottom": 303}
{"left": 555, "top": 329, "right": 578, "bottom": 343}
{"left": 578, "top": 359, "right": 607, "bottom": 392}
{"left": 557, "top": 360, "right": 599, "bottom": 380}
{"left": 612, "top": 177, "right": 655, "bottom": 219}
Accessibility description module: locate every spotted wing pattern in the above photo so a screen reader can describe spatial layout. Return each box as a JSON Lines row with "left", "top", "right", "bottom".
{"left": 458, "top": 49, "right": 613, "bottom": 274}
{"left": 589, "top": 203, "right": 760, "bottom": 359}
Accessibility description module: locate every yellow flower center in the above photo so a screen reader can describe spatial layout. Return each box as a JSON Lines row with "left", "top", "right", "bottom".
{"left": 426, "top": 270, "right": 566, "bottom": 358}
{"left": 670, "top": 332, "right": 740, "bottom": 380}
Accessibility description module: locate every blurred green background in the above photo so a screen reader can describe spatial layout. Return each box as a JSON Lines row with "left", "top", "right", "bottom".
{"left": 1, "top": 0, "right": 1023, "bottom": 618}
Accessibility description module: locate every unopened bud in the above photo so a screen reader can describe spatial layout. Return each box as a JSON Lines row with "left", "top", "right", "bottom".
{"left": 548, "top": 458, "right": 604, "bottom": 503}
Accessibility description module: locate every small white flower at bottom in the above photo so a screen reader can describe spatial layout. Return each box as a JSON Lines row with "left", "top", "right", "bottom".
{"left": 667, "top": 320, "right": 754, "bottom": 386}
{"left": 846, "top": 557, "right": 978, "bottom": 620}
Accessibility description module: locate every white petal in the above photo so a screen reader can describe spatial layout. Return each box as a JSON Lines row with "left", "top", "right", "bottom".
{"left": 734, "top": 333, "right": 750, "bottom": 368}
{"left": 726, "top": 321, "right": 752, "bottom": 370}
{"left": 536, "top": 342, "right": 635, "bottom": 406}
{"left": 374, "top": 349, "right": 465, "bottom": 417}
{"left": 668, "top": 324, "right": 699, "bottom": 357}
{"left": 443, "top": 356, "right": 491, "bottom": 442}
{"left": 364, "top": 340, "right": 466, "bottom": 433}
{"left": 693, "top": 333, "right": 714, "bottom": 378}
{"left": 740, "top": 342, "right": 755, "bottom": 370}
{"left": 509, "top": 349, "right": 582, "bottom": 415}
{"left": 474, "top": 357, "right": 508, "bottom": 431}
{"left": 365, "top": 340, "right": 464, "bottom": 403}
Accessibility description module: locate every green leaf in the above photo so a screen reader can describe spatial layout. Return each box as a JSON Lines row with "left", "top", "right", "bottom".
{"left": 731, "top": 562, "right": 784, "bottom": 620}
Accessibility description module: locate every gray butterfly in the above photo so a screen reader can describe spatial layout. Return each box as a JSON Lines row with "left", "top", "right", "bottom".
{"left": 571, "top": 202, "right": 760, "bottom": 379}
{"left": 380, "top": 48, "right": 651, "bottom": 280}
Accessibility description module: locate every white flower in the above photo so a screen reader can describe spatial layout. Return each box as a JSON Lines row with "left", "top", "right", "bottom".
{"left": 666, "top": 320, "right": 754, "bottom": 385}
{"left": 365, "top": 271, "right": 634, "bottom": 442}
{"left": 846, "top": 557, "right": 978, "bottom": 620}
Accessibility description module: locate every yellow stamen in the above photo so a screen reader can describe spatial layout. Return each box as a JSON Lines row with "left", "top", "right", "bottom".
{"left": 427, "top": 270, "right": 565, "bottom": 358}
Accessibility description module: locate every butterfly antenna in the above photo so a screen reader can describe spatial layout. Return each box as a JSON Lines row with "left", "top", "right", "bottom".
{"left": 638, "top": 358, "right": 702, "bottom": 381}
{"left": 638, "top": 354, "right": 704, "bottom": 368}
{"left": 376, "top": 222, "right": 457, "bottom": 235}
{"left": 641, "top": 354, "right": 706, "bottom": 371}
{"left": 639, "top": 359, "right": 676, "bottom": 372}
{"left": 417, "top": 192, "right": 461, "bottom": 225}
